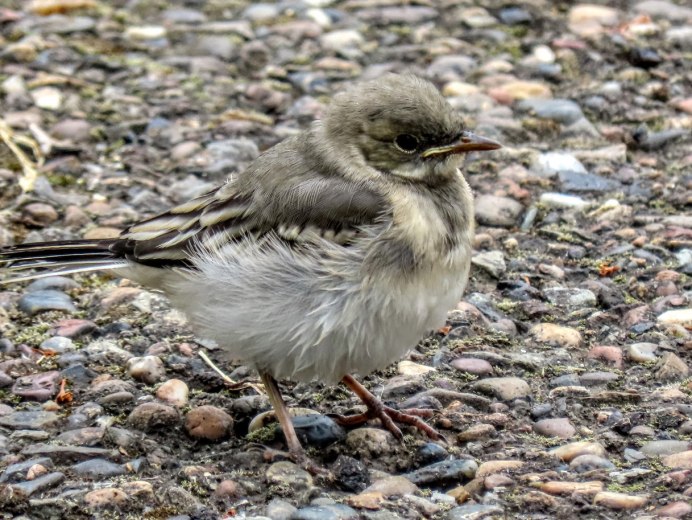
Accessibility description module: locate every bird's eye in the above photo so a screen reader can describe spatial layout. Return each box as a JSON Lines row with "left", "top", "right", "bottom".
{"left": 393, "top": 134, "right": 419, "bottom": 154}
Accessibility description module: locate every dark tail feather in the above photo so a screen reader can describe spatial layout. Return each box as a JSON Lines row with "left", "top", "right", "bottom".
{"left": 0, "top": 239, "right": 128, "bottom": 283}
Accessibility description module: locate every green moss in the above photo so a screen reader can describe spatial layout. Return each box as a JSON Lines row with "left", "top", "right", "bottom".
{"left": 245, "top": 425, "right": 277, "bottom": 443}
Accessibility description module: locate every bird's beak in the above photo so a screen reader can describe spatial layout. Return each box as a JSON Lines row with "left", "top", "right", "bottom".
{"left": 421, "top": 131, "right": 502, "bottom": 158}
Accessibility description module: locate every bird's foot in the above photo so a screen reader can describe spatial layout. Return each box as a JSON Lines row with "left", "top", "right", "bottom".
{"left": 338, "top": 374, "right": 444, "bottom": 441}
{"left": 332, "top": 405, "right": 442, "bottom": 441}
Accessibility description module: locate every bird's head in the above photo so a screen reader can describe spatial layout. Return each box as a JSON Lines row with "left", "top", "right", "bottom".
{"left": 322, "top": 73, "right": 501, "bottom": 183}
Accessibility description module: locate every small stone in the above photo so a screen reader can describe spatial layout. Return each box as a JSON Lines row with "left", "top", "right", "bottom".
{"left": 532, "top": 152, "right": 587, "bottom": 179}
{"left": 484, "top": 473, "right": 515, "bottom": 489}
{"left": 641, "top": 440, "right": 691, "bottom": 457}
{"left": 266, "top": 498, "right": 297, "bottom": 520}
{"left": 290, "top": 414, "right": 345, "bottom": 447}
{"left": 627, "top": 343, "right": 659, "bottom": 363}
{"left": 517, "top": 99, "right": 585, "bottom": 125}
{"left": 539, "top": 481, "right": 603, "bottom": 496}
{"left": 346, "top": 428, "right": 396, "bottom": 458}
{"left": 126, "top": 355, "right": 165, "bottom": 384}
{"left": 533, "top": 418, "right": 576, "bottom": 439}
{"left": 658, "top": 309, "right": 692, "bottom": 325}
{"left": 128, "top": 402, "right": 180, "bottom": 432}
{"left": 656, "top": 352, "right": 689, "bottom": 380}
{"left": 18, "top": 290, "right": 76, "bottom": 315}
{"left": 266, "top": 461, "right": 313, "bottom": 491}
{"left": 415, "top": 443, "right": 449, "bottom": 466}
{"left": 12, "top": 371, "right": 60, "bottom": 401}
{"left": 83, "top": 487, "right": 128, "bottom": 508}
{"left": 656, "top": 501, "right": 692, "bottom": 518}
{"left": 364, "top": 475, "right": 418, "bottom": 497}
{"left": 404, "top": 459, "right": 478, "bottom": 486}
{"left": 125, "top": 25, "right": 167, "bottom": 40}
{"left": 593, "top": 491, "right": 648, "bottom": 510}
{"left": 31, "top": 87, "right": 62, "bottom": 110}
{"left": 529, "top": 323, "right": 582, "bottom": 348}
{"left": 331, "top": 455, "right": 370, "bottom": 493}
{"left": 156, "top": 379, "right": 189, "bottom": 407}
{"left": 451, "top": 358, "right": 493, "bottom": 375}
{"left": 25, "top": 463, "right": 48, "bottom": 480}
{"left": 543, "top": 287, "right": 597, "bottom": 309}
{"left": 0, "top": 410, "right": 60, "bottom": 430}
{"left": 291, "top": 504, "right": 358, "bottom": 520}
{"left": 570, "top": 454, "right": 615, "bottom": 472}
{"left": 488, "top": 81, "right": 552, "bottom": 104}
{"left": 185, "top": 405, "right": 233, "bottom": 441}
{"left": 214, "top": 479, "right": 239, "bottom": 499}
{"left": 476, "top": 460, "right": 524, "bottom": 478}
{"left": 398, "top": 360, "right": 434, "bottom": 376}
{"left": 71, "top": 459, "right": 126, "bottom": 478}
{"left": 471, "top": 251, "right": 506, "bottom": 278}
{"left": 474, "top": 195, "right": 523, "bottom": 227}
{"left": 10, "top": 471, "right": 64, "bottom": 497}
{"left": 458, "top": 423, "right": 496, "bottom": 442}
{"left": 587, "top": 346, "right": 623, "bottom": 368}
{"left": 540, "top": 193, "right": 589, "bottom": 209}
{"left": 51, "top": 119, "right": 91, "bottom": 142}
{"left": 551, "top": 441, "right": 606, "bottom": 462}
{"left": 22, "top": 203, "right": 59, "bottom": 226}
{"left": 447, "top": 485, "right": 471, "bottom": 504}
{"left": 663, "top": 451, "right": 692, "bottom": 469}
{"left": 447, "top": 504, "right": 504, "bottom": 520}
{"left": 471, "top": 377, "right": 531, "bottom": 401}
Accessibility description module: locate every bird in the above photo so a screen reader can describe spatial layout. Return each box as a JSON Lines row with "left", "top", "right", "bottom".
{"left": 0, "top": 73, "right": 501, "bottom": 463}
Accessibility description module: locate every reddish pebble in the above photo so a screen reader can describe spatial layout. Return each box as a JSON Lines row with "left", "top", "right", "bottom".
{"left": 656, "top": 501, "right": 692, "bottom": 518}
{"left": 587, "top": 346, "right": 623, "bottom": 368}
{"left": 214, "top": 479, "right": 240, "bottom": 499}
{"left": 451, "top": 358, "right": 494, "bottom": 375}
{"left": 51, "top": 319, "right": 97, "bottom": 338}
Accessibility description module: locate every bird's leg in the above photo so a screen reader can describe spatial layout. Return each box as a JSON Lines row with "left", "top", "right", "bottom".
{"left": 259, "top": 372, "right": 304, "bottom": 458}
{"left": 334, "top": 374, "right": 443, "bottom": 441}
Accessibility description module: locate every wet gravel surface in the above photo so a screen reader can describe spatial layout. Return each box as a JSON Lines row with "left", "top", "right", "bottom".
{"left": 0, "top": 0, "right": 691, "bottom": 519}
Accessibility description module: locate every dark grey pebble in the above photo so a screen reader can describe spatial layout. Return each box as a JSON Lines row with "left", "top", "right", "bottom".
{"left": 415, "top": 442, "right": 449, "bottom": 466}
{"left": 0, "top": 457, "right": 54, "bottom": 483}
{"left": 558, "top": 171, "right": 621, "bottom": 193}
{"left": 26, "top": 276, "right": 79, "bottom": 292}
{"left": 18, "top": 290, "right": 76, "bottom": 315}
{"left": 0, "top": 411, "right": 60, "bottom": 430}
{"left": 10, "top": 472, "right": 64, "bottom": 497}
{"left": 285, "top": 414, "right": 345, "bottom": 447}
{"left": 404, "top": 458, "right": 477, "bottom": 486}
{"left": 331, "top": 455, "right": 370, "bottom": 493}
{"left": 517, "top": 98, "right": 584, "bottom": 125}
{"left": 499, "top": 7, "right": 532, "bottom": 25}
{"left": 60, "top": 363, "right": 97, "bottom": 384}
{"left": 71, "top": 458, "right": 126, "bottom": 478}
{"left": 21, "top": 443, "right": 119, "bottom": 463}
{"left": 549, "top": 374, "right": 580, "bottom": 388}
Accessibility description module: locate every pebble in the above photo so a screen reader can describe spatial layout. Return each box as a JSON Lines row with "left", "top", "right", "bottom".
{"left": 447, "top": 504, "right": 504, "bottom": 519}
{"left": 266, "top": 461, "right": 313, "bottom": 491}
{"left": 655, "top": 353, "right": 689, "bottom": 380}
{"left": 83, "top": 487, "right": 129, "bottom": 508}
{"left": 12, "top": 370, "right": 60, "bottom": 401}
{"left": 345, "top": 428, "right": 396, "bottom": 458}
{"left": 0, "top": 411, "right": 60, "bottom": 430}
{"left": 543, "top": 287, "right": 597, "bottom": 308}
{"left": 71, "top": 458, "right": 126, "bottom": 478}
{"left": 10, "top": 471, "right": 64, "bottom": 497}
{"left": 474, "top": 195, "right": 523, "bottom": 227}
{"left": 533, "top": 418, "right": 576, "bottom": 439}
{"left": 404, "top": 459, "right": 478, "bottom": 486}
{"left": 126, "top": 355, "right": 165, "bottom": 384}
{"left": 627, "top": 343, "right": 659, "bottom": 363}
{"left": 593, "top": 491, "right": 648, "bottom": 510}
{"left": 451, "top": 358, "right": 493, "bottom": 375}
{"left": 539, "top": 480, "right": 603, "bottom": 496}
{"left": 551, "top": 441, "right": 606, "bottom": 462}
{"left": 155, "top": 379, "right": 189, "bottom": 407}
{"left": 471, "top": 251, "right": 506, "bottom": 278}
{"left": 458, "top": 423, "right": 496, "bottom": 442}
{"left": 127, "top": 402, "right": 180, "bottom": 432}
{"left": 291, "top": 504, "right": 358, "bottom": 520}
{"left": 290, "top": 414, "right": 345, "bottom": 447}
{"left": 471, "top": 377, "right": 531, "bottom": 400}
{"left": 517, "top": 98, "right": 585, "bottom": 125}
{"left": 529, "top": 323, "right": 582, "bottom": 348}
{"left": 540, "top": 193, "right": 589, "bottom": 209}
{"left": 570, "top": 454, "right": 615, "bottom": 472}
{"left": 18, "top": 290, "right": 76, "bottom": 315}
{"left": 641, "top": 440, "right": 691, "bottom": 457}
{"left": 31, "top": 87, "right": 62, "bottom": 110}
{"left": 656, "top": 501, "right": 692, "bottom": 518}
{"left": 364, "top": 476, "right": 418, "bottom": 497}
{"left": 532, "top": 152, "right": 587, "bottom": 179}
{"left": 658, "top": 309, "right": 692, "bottom": 325}
{"left": 184, "top": 405, "right": 233, "bottom": 441}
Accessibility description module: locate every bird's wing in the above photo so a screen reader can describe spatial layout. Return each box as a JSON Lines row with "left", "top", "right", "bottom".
{"left": 112, "top": 171, "right": 387, "bottom": 268}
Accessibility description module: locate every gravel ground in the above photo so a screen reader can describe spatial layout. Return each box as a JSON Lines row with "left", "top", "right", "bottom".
{"left": 0, "top": 1, "right": 691, "bottom": 519}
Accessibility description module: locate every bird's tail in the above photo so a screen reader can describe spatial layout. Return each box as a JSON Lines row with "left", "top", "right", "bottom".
{"left": 0, "top": 239, "right": 128, "bottom": 284}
